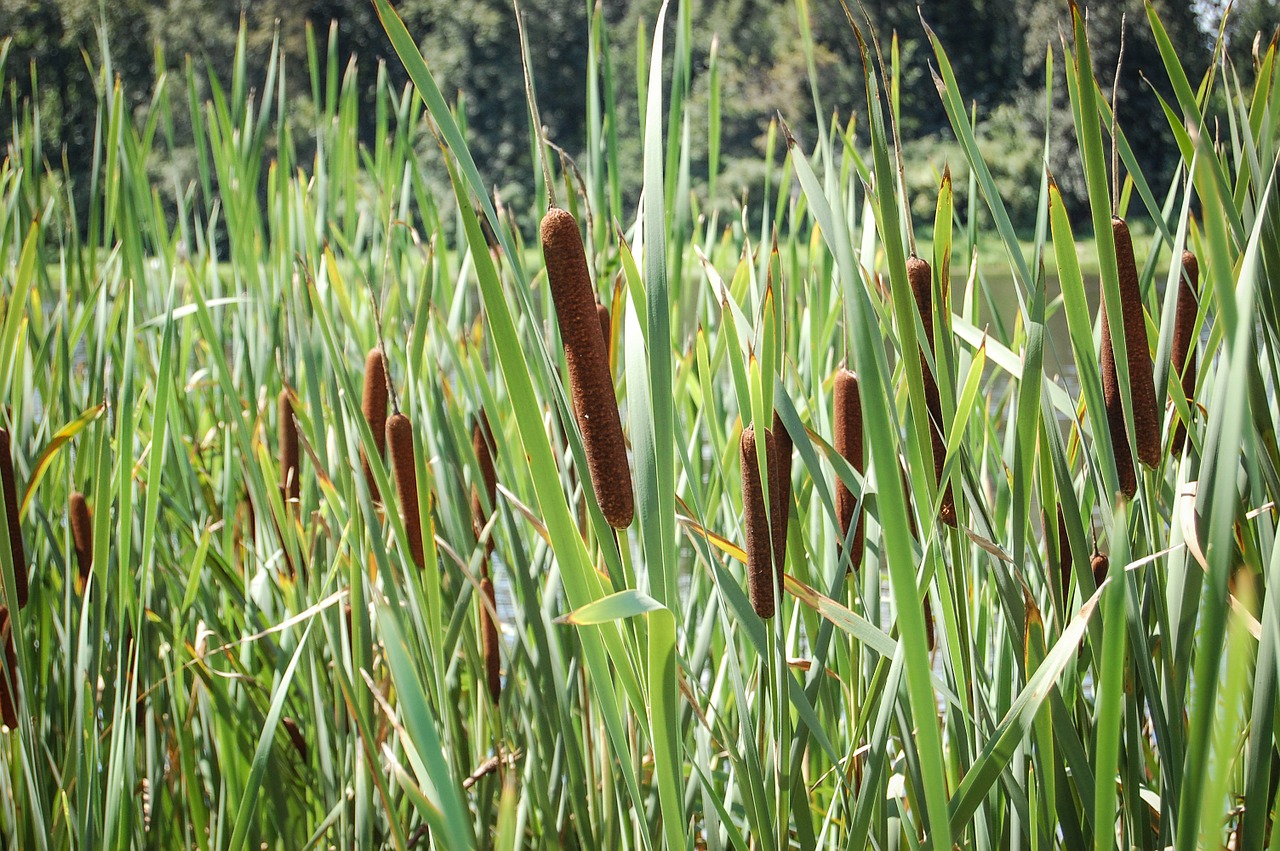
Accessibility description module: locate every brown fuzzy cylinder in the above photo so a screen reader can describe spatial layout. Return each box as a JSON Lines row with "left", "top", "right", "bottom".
{"left": 471, "top": 413, "right": 499, "bottom": 561}
{"left": 361, "top": 349, "right": 389, "bottom": 502}
{"left": 281, "top": 716, "right": 308, "bottom": 762}
{"left": 907, "top": 256, "right": 957, "bottom": 527}
{"left": 480, "top": 577, "right": 501, "bottom": 704}
{"left": 541, "top": 207, "right": 634, "bottom": 529}
{"left": 741, "top": 425, "right": 779, "bottom": 619}
{"left": 923, "top": 593, "right": 936, "bottom": 652}
{"left": 1091, "top": 552, "right": 1110, "bottom": 587}
{"left": 597, "top": 302, "right": 612, "bottom": 364}
{"left": 279, "top": 390, "right": 300, "bottom": 503}
{"left": 0, "top": 607, "right": 16, "bottom": 728}
{"left": 1111, "top": 218, "right": 1161, "bottom": 470}
{"left": 834, "top": 369, "right": 865, "bottom": 571}
{"left": 1171, "top": 250, "right": 1199, "bottom": 455}
{"left": 770, "top": 411, "right": 792, "bottom": 583}
{"left": 70, "top": 492, "right": 93, "bottom": 583}
{"left": 1099, "top": 267, "right": 1139, "bottom": 501}
{"left": 386, "top": 413, "right": 425, "bottom": 569}
{"left": 0, "top": 430, "right": 26, "bottom": 609}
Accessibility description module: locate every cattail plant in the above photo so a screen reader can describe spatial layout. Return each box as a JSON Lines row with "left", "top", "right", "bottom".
{"left": 1170, "top": 250, "right": 1199, "bottom": 454}
{"left": 770, "top": 411, "right": 792, "bottom": 582}
{"left": 471, "top": 413, "right": 499, "bottom": 562}
{"left": 386, "top": 412, "right": 425, "bottom": 569}
{"left": 480, "top": 577, "right": 501, "bottom": 704}
{"left": 282, "top": 716, "right": 308, "bottom": 762}
{"left": 0, "top": 607, "right": 16, "bottom": 728}
{"left": 1091, "top": 552, "right": 1110, "bottom": 588}
{"left": 0, "top": 430, "right": 26, "bottom": 608}
{"left": 70, "top": 492, "right": 93, "bottom": 584}
{"left": 1100, "top": 218, "right": 1159, "bottom": 498}
{"left": 907, "top": 256, "right": 957, "bottom": 527}
{"left": 597, "top": 302, "right": 612, "bottom": 364}
{"left": 361, "top": 349, "right": 389, "bottom": 501}
{"left": 741, "top": 425, "right": 780, "bottom": 619}
{"left": 279, "top": 389, "right": 300, "bottom": 503}
{"left": 540, "top": 207, "right": 634, "bottom": 529}
{"left": 833, "top": 368, "right": 865, "bottom": 571}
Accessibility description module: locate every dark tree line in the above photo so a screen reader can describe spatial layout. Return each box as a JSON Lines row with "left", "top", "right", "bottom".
{"left": 1, "top": 0, "right": 1274, "bottom": 232}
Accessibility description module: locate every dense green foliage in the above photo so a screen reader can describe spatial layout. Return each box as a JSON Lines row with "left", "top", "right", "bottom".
{"left": 0, "top": 0, "right": 1279, "bottom": 848}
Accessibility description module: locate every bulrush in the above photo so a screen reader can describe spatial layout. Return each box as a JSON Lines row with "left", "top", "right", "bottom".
{"left": 1170, "top": 250, "right": 1199, "bottom": 455}
{"left": 69, "top": 492, "right": 93, "bottom": 583}
{"left": 386, "top": 413, "right": 425, "bottom": 569}
{"left": 741, "top": 425, "right": 779, "bottom": 619}
{"left": 0, "top": 430, "right": 26, "bottom": 608}
{"left": 361, "top": 349, "right": 389, "bottom": 501}
{"left": 480, "top": 577, "right": 501, "bottom": 704}
{"left": 1091, "top": 552, "right": 1110, "bottom": 588}
{"left": 540, "top": 207, "right": 634, "bottom": 528}
{"left": 907, "top": 256, "right": 957, "bottom": 527}
{"left": 770, "top": 411, "right": 792, "bottom": 584}
{"left": 282, "top": 716, "right": 308, "bottom": 762}
{"left": 279, "top": 390, "right": 300, "bottom": 503}
{"left": 471, "top": 413, "right": 499, "bottom": 561}
{"left": 0, "top": 607, "right": 16, "bottom": 728}
{"left": 833, "top": 368, "right": 865, "bottom": 571}
{"left": 597, "top": 302, "right": 612, "bottom": 364}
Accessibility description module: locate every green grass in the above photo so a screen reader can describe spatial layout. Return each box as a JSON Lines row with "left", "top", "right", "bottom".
{"left": 0, "top": 1, "right": 1277, "bottom": 848}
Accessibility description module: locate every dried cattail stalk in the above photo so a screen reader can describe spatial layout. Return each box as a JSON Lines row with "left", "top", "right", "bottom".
{"left": 833, "top": 369, "right": 865, "bottom": 571}
{"left": 471, "top": 413, "right": 499, "bottom": 562}
{"left": 907, "top": 256, "right": 957, "bottom": 527}
{"left": 0, "top": 430, "right": 26, "bottom": 608}
{"left": 386, "top": 413, "right": 425, "bottom": 569}
{"left": 1170, "top": 250, "right": 1199, "bottom": 455}
{"left": 0, "top": 607, "right": 16, "bottom": 728}
{"left": 597, "top": 302, "right": 612, "bottom": 364}
{"left": 282, "top": 716, "right": 308, "bottom": 762}
{"left": 770, "top": 411, "right": 792, "bottom": 583}
{"left": 70, "top": 492, "right": 93, "bottom": 583}
{"left": 480, "top": 577, "right": 501, "bottom": 704}
{"left": 361, "top": 349, "right": 389, "bottom": 502}
{"left": 541, "top": 207, "right": 634, "bottom": 528}
{"left": 1091, "top": 552, "right": 1110, "bottom": 588}
{"left": 741, "top": 425, "right": 779, "bottom": 619}
{"left": 1115, "top": 218, "right": 1161, "bottom": 467}
{"left": 278, "top": 390, "right": 300, "bottom": 503}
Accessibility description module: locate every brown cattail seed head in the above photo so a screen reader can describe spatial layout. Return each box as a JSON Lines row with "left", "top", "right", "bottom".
{"left": 0, "top": 430, "right": 26, "bottom": 608}
{"left": 471, "top": 413, "right": 499, "bottom": 561}
{"left": 1099, "top": 278, "right": 1139, "bottom": 501}
{"left": 541, "top": 207, "right": 634, "bottom": 528}
{"left": 1091, "top": 552, "right": 1110, "bottom": 588}
{"left": 282, "top": 716, "right": 308, "bottom": 762}
{"left": 597, "top": 302, "right": 612, "bottom": 365}
{"left": 480, "top": 577, "right": 501, "bottom": 704}
{"left": 741, "top": 425, "right": 779, "bottom": 619}
{"left": 833, "top": 369, "right": 865, "bottom": 570}
{"left": 69, "top": 492, "right": 93, "bottom": 584}
{"left": 361, "top": 349, "right": 389, "bottom": 502}
{"left": 1171, "top": 250, "right": 1199, "bottom": 455}
{"left": 770, "top": 411, "right": 792, "bottom": 583}
{"left": 278, "top": 390, "right": 300, "bottom": 503}
{"left": 1111, "top": 218, "right": 1161, "bottom": 470}
{"left": 0, "top": 607, "right": 16, "bottom": 728}
{"left": 386, "top": 413, "right": 425, "bottom": 569}
{"left": 907, "top": 257, "right": 957, "bottom": 527}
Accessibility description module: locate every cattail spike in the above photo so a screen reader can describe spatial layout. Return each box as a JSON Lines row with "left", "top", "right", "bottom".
{"left": 279, "top": 390, "right": 300, "bottom": 503}
{"left": 741, "top": 425, "right": 779, "bottom": 619}
{"left": 0, "top": 607, "right": 15, "bottom": 728}
{"left": 541, "top": 207, "right": 634, "bottom": 528}
{"left": 1044, "top": 506, "right": 1072, "bottom": 606}
{"left": 1113, "top": 218, "right": 1161, "bottom": 469}
{"left": 907, "top": 257, "right": 957, "bottom": 527}
{"left": 361, "top": 349, "right": 389, "bottom": 502}
{"left": 0, "top": 430, "right": 26, "bottom": 608}
{"left": 282, "top": 716, "right": 308, "bottom": 762}
{"left": 1100, "top": 284, "right": 1139, "bottom": 500}
{"left": 597, "top": 302, "right": 612, "bottom": 365}
{"left": 1091, "top": 552, "right": 1110, "bottom": 588}
{"left": 833, "top": 369, "right": 865, "bottom": 571}
{"left": 770, "top": 411, "right": 792, "bottom": 584}
{"left": 386, "top": 413, "right": 425, "bottom": 569}
{"left": 480, "top": 577, "right": 502, "bottom": 704}
{"left": 471, "top": 413, "right": 499, "bottom": 562}
{"left": 69, "top": 492, "right": 93, "bottom": 584}
{"left": 1171, "top": 250, "right": 1199, "bottom": 455}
